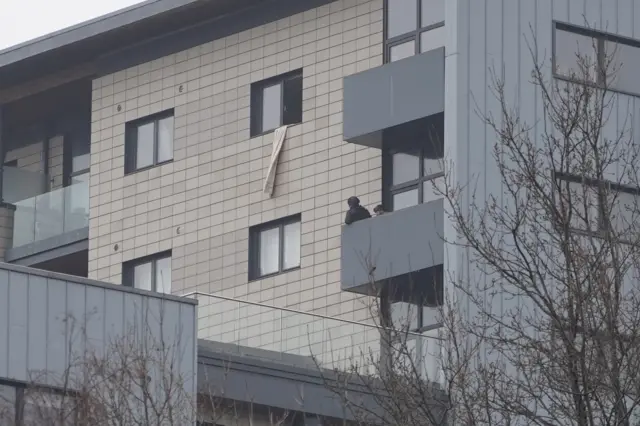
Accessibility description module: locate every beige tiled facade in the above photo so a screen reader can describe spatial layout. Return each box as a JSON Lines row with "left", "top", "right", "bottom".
{"left": 88, "top": 0, "right": 384, "bottom": 331}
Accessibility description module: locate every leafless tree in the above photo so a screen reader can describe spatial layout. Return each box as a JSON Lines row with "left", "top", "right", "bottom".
{"left": 321, "top": 26, "right": 640, "bottom": 426}
{"left": 0, "top": 303, "right": 292, "bottom": 426}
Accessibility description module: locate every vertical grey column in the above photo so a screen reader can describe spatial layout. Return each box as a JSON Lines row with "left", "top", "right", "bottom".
{"left": 0, "top": 106, "right": 15, "bottom": 259}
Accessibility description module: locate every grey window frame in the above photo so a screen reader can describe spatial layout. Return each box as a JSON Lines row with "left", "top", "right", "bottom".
{"left": 553, "top": 22, "right": 640, "bottom": 97}
{"left": 123, "top": 251, "right": 172, "bottom": 293}
{"left": 249, "top": 214, "right": 301, "bottom": 281}
{"left": 124, "top": 109, "right": 174, "bottom": 174}
{"left": 384, "top": 0, "right": 445, "bottom": 62}
{"left": 553, "top": 171, "right": 640, "bottom": 237}
{"left": 380, "top": 266, "right": 444, "bottom": 334}
{"left": 250, "top": 69, "right": 303, "bottom": 137}
{"left": 382, "top": 114, "right": 444, "bottom": 212}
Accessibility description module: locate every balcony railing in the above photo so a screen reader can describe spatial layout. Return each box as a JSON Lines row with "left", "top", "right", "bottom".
{"left": 11, "top": 178, "right": 89, "bottom": 248}
{"left": 185, "top": 291, "right": 444, "bottom": 383}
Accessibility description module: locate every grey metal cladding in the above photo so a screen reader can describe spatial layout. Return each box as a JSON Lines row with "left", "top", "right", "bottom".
{"left": 343, "top": 48, "right": 445, "bottom": 148}
{"left": 340, "top": 198, "right": 444, "bottom": 293}
{"left": 0, "top": 264, "right": 197, "bottom": 390}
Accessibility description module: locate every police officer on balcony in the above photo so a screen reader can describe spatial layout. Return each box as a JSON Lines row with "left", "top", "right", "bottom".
{"left": 344, "top": 196, "right": 371, "bottom": 225}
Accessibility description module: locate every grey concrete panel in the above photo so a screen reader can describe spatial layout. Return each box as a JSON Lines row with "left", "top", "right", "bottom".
{"left": 343, "top": 48, "right": 445, "bottom": 148}
{"left": 341, "top": 199, "right": 444, "bottom": 293}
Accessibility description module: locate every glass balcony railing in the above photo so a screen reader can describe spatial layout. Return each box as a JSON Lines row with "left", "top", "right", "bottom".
{"left": 186, "top": 292, "right": 444, "bottom": 383}
{"left": 11, "top": 177, "right": 89, "bottom": 248}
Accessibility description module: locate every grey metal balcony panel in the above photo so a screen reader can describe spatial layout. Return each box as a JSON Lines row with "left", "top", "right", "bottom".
{"left": 343, "top": 48, "right": 445, "bottom": 148}
{"left": 341, "top": 199, "right": 444, "bottom": 293}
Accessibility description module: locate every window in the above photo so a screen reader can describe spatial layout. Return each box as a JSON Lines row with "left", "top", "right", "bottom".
{"left": 383, "top": 115, "right": 444, "bottom": 212}
{"left": 554, "top": 173, "right": 639, "bottom": 237}
{"left": 0, "top": 384, "right": 16, "bottom": 425}
{"left": 125, "top": 110, "right": 174, "bottom": 173}
{"left": 123, "top": 252, "right": 172, "bottom": 294}
{"left": 250, "top": 70, "right": 303, "bottom": 136}
{"left": 554, "top": 23, "right": 640, "bottom": 95}
{"left": 249, "top": 215, "right": 301, "bottom": 280}
{"left": 0, "top": 381, "right": 76, "bottom": 426}
{"left": 382, "top": 268, "right": 443, "bottom": 333}
{"left": 385, "top": 0, "right": 445, "bottom": 62}
{"left": 23, "top": 389, "right": 76, "bottom": 426}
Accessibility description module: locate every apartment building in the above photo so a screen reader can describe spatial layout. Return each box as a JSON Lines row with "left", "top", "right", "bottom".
{"left": 0, "top": 0, "right": 443, "bottom": 381}
{"left": 1, "top": 0, "right": 637, "bottom": 423}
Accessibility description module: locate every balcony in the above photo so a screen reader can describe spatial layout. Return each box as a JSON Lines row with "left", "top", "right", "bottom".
{"left": 343, "top": 48, "right": 445, "bottom": 148}
{"left": 191, "top": 292, "right": 444, "bottom": 384}
{"left": 341, "top": 199, "right": 444, "bottom": 294}
{"left": 0, "top": 79, "right": 92, "bottom": 267}
{"left": 3, "top": 168, "right": 89, "bottom": 263}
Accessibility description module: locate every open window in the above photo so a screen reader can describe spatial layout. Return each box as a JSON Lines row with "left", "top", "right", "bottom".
{"left": 250, "top": 70, "right": 303, "bottom": 136}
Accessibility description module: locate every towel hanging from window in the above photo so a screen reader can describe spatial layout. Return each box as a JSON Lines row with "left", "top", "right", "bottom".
{"left": 263, "top": 125, "right": 288, "bottom": 197}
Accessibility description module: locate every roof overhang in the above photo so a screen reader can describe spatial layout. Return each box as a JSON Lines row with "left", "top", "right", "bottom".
{"left": 0, "top": 0, "right": 331, "bottom": 94}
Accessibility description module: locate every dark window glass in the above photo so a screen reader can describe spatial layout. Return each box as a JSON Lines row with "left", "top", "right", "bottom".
{"left": 283, "top": 74, "right": 303, "bottom": 125}
{"left": 124, "top": 252, "right": 172, "bottom": 294}
{"left": 249, "top": 215, "right": 301, "bottom": 280}
{"left": 125, "top": 110, "right": 174, "bottom": 173}
{"left": 251, "top": 70, "right": 303, "bottom": 136}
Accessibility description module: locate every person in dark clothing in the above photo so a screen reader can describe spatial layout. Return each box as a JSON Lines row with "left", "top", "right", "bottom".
{"left": 344, "top": 196, "right": 371, "bottom": 224}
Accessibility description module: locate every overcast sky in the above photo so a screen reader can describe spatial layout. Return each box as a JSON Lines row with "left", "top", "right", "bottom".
{"left": 0, "top": 0, "right": 144, "bottom": 50}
